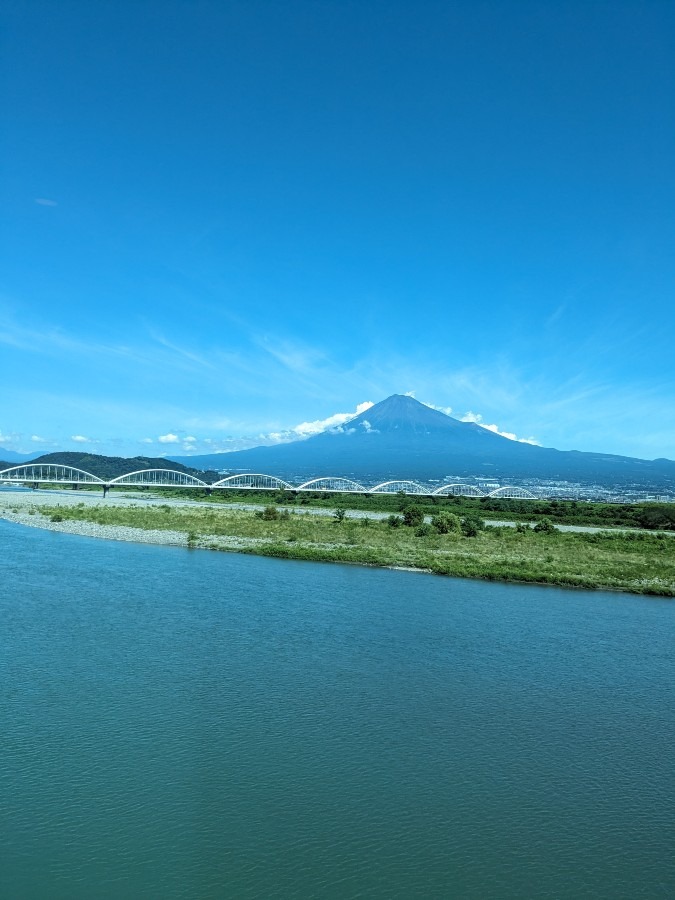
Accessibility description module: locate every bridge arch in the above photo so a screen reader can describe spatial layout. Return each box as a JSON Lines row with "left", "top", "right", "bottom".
{"left": 370, "top": 480, "right": 428, "bottom": 494}
{"left": 487, "top": 485, "right": 538, "bottom": 500}
{"left": 108, "top": 469, "right": 208, "bottom": 488}
{"left": 0, "top": 464, "right": 104, "bottom": 485}
{"left": 432, "top": 483, "right": 486, "bottom": 497}
{"left": 296, "top": 477, "right": 367, "bottom": 493}
{"left": 211, "top": 473, "right": 294, "bottom": 490}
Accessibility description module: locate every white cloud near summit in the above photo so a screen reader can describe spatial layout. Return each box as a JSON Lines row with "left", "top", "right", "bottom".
{"left": 406, "top": 392, "right": 453, "bottom": 416}
{"left": 423, "top": 401, "right": 453, "bottom": 416}
{"left": 460, "top": 411, "right": 541, "bottom": 445}
{"left": 266, "top": 401, "right": 374, "bottom": 443}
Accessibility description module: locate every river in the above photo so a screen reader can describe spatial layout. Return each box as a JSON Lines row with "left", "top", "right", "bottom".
{"left": 1, "top": 519, "right": 673, "bottom": 898}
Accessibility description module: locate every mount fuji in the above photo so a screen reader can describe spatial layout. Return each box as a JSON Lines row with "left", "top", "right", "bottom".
{"left": 171, "top": 395, "right": 675, "bottom": 490}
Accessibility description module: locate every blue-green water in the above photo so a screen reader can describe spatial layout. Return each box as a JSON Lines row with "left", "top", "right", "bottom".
{"left": 1, "top": 520, "right": 673, "bottom": 899}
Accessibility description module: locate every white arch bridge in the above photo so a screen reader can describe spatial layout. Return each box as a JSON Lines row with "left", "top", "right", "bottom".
{"left": 0, "top": 464, "right": 540, "bottom": 500}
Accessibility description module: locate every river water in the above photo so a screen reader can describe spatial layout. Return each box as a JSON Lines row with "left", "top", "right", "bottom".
{"left": 1, "top": 519, "right": 673, "bottom": 899}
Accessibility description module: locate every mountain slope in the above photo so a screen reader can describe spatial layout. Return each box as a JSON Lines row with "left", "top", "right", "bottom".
{"left": 170, "top": 395, "right": 675, "bottom": 489}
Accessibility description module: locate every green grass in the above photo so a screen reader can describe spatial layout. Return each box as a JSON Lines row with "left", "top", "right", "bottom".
{"left": 22, "top": 501, "right": 675, "bottom": 596}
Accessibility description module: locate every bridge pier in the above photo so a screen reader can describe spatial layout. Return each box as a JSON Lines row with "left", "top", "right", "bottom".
{"left": 103, "top": 485, "right": 109, "bottom": 498}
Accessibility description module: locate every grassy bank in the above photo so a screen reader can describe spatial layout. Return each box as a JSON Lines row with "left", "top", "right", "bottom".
{"left": 73, "top": 484, "right": 675, "bottom": 531}
{"left": 19, "top": 500, "right": 675, "bottom": 596}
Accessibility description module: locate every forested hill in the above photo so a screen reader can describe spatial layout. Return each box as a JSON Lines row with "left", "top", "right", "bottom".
{"left": 20, "top": 452, "right": 218, "bottom": 482}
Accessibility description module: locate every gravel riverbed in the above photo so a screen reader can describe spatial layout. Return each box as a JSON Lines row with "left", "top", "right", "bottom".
{"left": 0, "top": 506, "right": 189, "bottom": 546}
{"left": 0, "top": 489, "right": 343, "bottom": 551}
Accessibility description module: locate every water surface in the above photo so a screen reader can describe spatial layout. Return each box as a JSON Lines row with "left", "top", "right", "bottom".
{"left": 1, "top": 520, "right": 673, "bottom": 898}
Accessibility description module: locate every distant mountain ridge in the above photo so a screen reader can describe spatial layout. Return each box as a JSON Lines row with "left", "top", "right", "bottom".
{"left": 169, "top": 394, "right": 675, "bottom": 490}
{"left": 0, "top": 447, "right": 42, "bottom": 465}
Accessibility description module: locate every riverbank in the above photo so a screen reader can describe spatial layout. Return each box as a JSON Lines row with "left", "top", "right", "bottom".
{"left": 0, "top": 500, "right": 269, "bottom": 552}
{"left": 2, "top": 491, "right": 673, "bottom": 595}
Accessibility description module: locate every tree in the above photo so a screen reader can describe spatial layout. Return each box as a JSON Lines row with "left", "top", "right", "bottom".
{"left": 333, "top": 507, "right": 346, "bottom": 523}
{"left": 635, "top": 505, "right": 675, "bottom": 531}
{"left": 403, "top": 505, "right": 424, "bottom": 527}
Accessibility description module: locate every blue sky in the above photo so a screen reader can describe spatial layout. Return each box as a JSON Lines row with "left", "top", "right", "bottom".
{"left": 2, "top": 0, "right": 674, "bottom": 460}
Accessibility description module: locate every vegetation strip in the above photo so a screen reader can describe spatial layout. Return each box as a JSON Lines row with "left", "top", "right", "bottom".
{"left": 3, "top": 496, "right": 673, "bottom": 596}
{"left": 58, "top": 484, "right": 675, "bottom": 531}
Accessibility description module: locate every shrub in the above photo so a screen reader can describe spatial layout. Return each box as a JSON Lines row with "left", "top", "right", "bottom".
{"left": 402, "top": 505, "right": 424, "bottom": 527}
{"left": 50, "top": 513, "right": 64, "bottom": 523}
{"left": 515, "top": 522, "right": 531, "bottom": 533}
{"left": 333, "top": 507, "right": 347, "bottom": 523}
{"left": 415, "top": 523, "right": 434, "bottom": 537}
{"left": 387, "top": 514, "right": 403, "bottom": 528}
{"left": 533, "top": 518, "right": 557, "bottom": 534}
{"left": 261, "top": 506, "right": 279, "bottom": 521}
{"left": 461, "top": 515, "right": 485, "bottom": 537}
{"left": 431, "top": 512, "right": 461, "bottom": 535}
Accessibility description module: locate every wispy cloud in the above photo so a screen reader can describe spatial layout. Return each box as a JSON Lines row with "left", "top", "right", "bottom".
{"left": 35, "top": 198, "right": 58, "bottom": 207}
{"left": 71, "top": 434, "right": 97, "bottom": 443}
{"left": 257, "top": 337, "right": 327, "bottom": 377}
{"left": 148, "top": 332, "right": 219, "bottom": 372}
